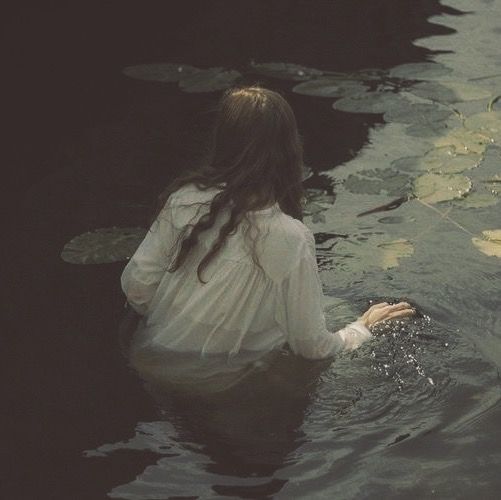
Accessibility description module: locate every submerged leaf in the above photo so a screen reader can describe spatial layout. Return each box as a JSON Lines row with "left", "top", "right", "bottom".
{"left": 292, "top": 78, "right": 367, "bottom": 97}
{"left": 303, "top": 189, "right": 336, "bottom": 219}
{"left": 413, "top": 173, "right": 472, "bottom": 204}
{"left": 122, "top": 63, "right": 199, "bottom": 82}
{"left": 179, "top": 68, "right": 241, "bottom": 92}
{"left": 472, "top": 229, "right": 501, "bottom": 257}
{"left": 344, "top": 168, "right": 411, "bottom": 196}
{"left": 248, "top": 61, "right": 323, "bottom": 81}
{"left": 61, "top": 227, "right": 147, "bottom": 264}
{"left": 377, "top": 239, "right": 414, "bottom": 269}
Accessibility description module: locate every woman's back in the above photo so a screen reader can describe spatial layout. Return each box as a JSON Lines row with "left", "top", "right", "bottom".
{"left": 121, "top": 183, "right": 319, "bottom": 391}
{"left": 119, "top": 86, "right": 414, "bottom": 393}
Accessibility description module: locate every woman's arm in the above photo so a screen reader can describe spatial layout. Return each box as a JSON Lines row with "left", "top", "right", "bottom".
{"left": 120, "top": 206, "right": 178, "bottom": 315}
{"left": 276, "top": 234, "right": 414, "bottom": 359}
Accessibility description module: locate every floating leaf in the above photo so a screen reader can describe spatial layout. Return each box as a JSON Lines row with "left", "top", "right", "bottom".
{"left": 377, "top": 239, "right": 414, "bottom": 269}
{"left": 408, "top": 146, "right": 481, "bottom": 174}
{"left": 389, "top": 62, "right": 452, "bottom": 80}
{"left": 61, "top": 227, "right": 147, "bottom": 264}
{"left": 454, "top": 192, "right": 499, "bottom": 208}
{"left": 178, "top": 68, "right": 241, "bottom": 92}
{"left": 481, "top": 174, "right": 501, "bottom": 186}
{"left": 434, "top": 128, "right": 491, "bottom": 155}
{"left": 292, "top": 78, "right": 367, "bottom": 97}
{"left": 122, "top": 63, "right": 199, "bottom": 82}
{"left": 409, "top": 81, "right": 491, "bottom": 103}
{"left": 384, "top": 103, "right": 452, "bottom": 125}
{"left": 464, "top": 111, "right": 501, "bottom": 143}
{"left": 413, "top": 173, "right": 472, "bottom": 204}
{"left": 472, "top": 229, "right": 501, "bottom": 257}
{"left": 333, "top": 92, "right": 410, "bottom": 114}
{"left": 404, "top": 121, "right": 452, "bottom": 138}
{"left": 248, "top": 61, "right": 323, "bottom": 81}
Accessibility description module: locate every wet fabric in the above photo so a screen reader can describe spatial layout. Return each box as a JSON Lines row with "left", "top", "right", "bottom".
{"left": 120, "top": 183, "right": 371, "bottom": 390}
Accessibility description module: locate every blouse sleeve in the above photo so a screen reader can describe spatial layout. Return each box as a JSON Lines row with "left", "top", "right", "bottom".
{"left": 120, "top": 204, "right": 178, "bottom": 315}
{"left": 276, "top": 233, "right": 372, "bottom": 359}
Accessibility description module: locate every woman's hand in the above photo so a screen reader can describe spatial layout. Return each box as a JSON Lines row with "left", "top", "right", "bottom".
{"left": 359, "top": 301, "right": 415, "bottom": 329}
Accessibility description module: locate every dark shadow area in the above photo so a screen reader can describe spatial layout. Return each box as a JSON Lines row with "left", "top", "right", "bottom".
{"left": 3, "top": 1, "right": 464, "bottom": 498}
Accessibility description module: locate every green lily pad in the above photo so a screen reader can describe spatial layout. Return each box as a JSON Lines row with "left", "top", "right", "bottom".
{"left": 248, "top": 61, "right": 324, "bottom": 81}
{"left": 333, "top": 92, "right": 410, "bottom": 114}
{"left": 407, "top": 146, "right": 482, "bottom": 174}
{"left": 404, "top": 121, "right": 453, "bottom": 138}
{"left": 464, "top": 111, "right": 501, "bottom": 143}
{"left": 388, "top": 62, "right": 452, "bottom": 80}
{"left": 454, "top": 192, "right": 499, "bottom": 209}
{"left": 409, "top": 81, "right": 492, "bottom": 103}
{"left": 61, "top": 227, "right": 147, "bottom": 264}
{"left": 384, "top": 103, "right": 452, "bottom": 125}
{"left": 481, "top": 174, "right": 501, "bottom": 185}
{"left": 122, "top": 63, "right": 199, "bottom": 82}
{"left": 179, "top": 68, "right": 242, "bottom": 92}
{"left": 413, "top": 173, "right": 472, "bottom": 204}
{"left": 434, "top": 128, "right": 491, "bottom": 155}
{"left": 472, "top": 229, "right": 501, "bottom": 257}
{"left": 292, "top": 78, "right": 367, "bottom": 97}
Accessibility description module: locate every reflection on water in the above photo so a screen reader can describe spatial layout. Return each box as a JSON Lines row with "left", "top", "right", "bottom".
{"left": 10, "top": 0, "right": 499, "bottom": 497}
{"left": 87, "top": 310, "right": 500, "bottom": 498}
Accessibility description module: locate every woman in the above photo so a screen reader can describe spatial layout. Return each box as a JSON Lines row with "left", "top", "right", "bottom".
{"left": 121, "top": 85, "right": 414, "bottom": 393}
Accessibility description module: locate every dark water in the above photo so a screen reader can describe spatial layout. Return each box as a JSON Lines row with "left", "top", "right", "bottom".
{"left": 6, "top": 1, "right": 501, "bottom": 498}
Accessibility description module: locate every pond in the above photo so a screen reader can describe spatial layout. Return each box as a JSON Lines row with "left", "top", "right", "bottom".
{"left": 8, "top": 1, "right": 501, "bottom": 498}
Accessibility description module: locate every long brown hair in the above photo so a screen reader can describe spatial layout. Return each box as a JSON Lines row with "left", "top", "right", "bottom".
{"left": 153, "top": 85, "right": 305, "bottom": 283}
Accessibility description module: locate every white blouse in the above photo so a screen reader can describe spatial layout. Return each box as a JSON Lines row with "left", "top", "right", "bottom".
{"left": 121, "top": 183, "right": 371, "bottom": 391}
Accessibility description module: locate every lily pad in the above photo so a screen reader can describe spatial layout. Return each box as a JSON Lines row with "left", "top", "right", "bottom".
{"left": 179, "top": 68, "right": 242, "bottom": 92}
{"left": 248, "top": 61, "right": 323, "bottom": 81}
{"left": 292, "top": 78, "right": 367, "bottom": 97}
{"left": 472, "top": 229, "right": 501, "bottom": 257}
{"left": 384, "top": 103, "right": 452, "bottom": 125}
{"left": 413, "top": 173, "right": 472, "bottom": 204}
{"left": 405, "top": 146, "right": 482, "bottom": 174}
{"left": 481, "top": 174, "right": 501, "bottom": 185}
{"left": 454, "top": 192, "right": 499, "bottom": 209}
{"left": 405, "top": 121, "right": 453, "bottom": 138}
{"left": 389, "top": 62, "right": 452, "bottom": 80}
{"left": 464, "top": 111, "right": 501, "bottom": 143}
{"left": 434, "top": 128, "right": 491, "bottom": 155}
{"left": 377, "top": 239, "right": 414, "bottom": 269}
{"left": 409, "top": 81, "right": 491, "bottom": 103}
{"left": 122, "top": 63, "right": 199, "bottom": 82}
{"left": 333, "top": 92, "right": 410, "bottom": 114}
{"left": 61, "top": 227, "right": 147, "bottom": 264}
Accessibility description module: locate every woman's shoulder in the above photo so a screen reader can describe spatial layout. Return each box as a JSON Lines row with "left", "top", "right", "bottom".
{"left": 169, "top": 182, "right": 222, "bottom": 205}
{"left": 269, "top": 213, "right": 314, "bottom": 248}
